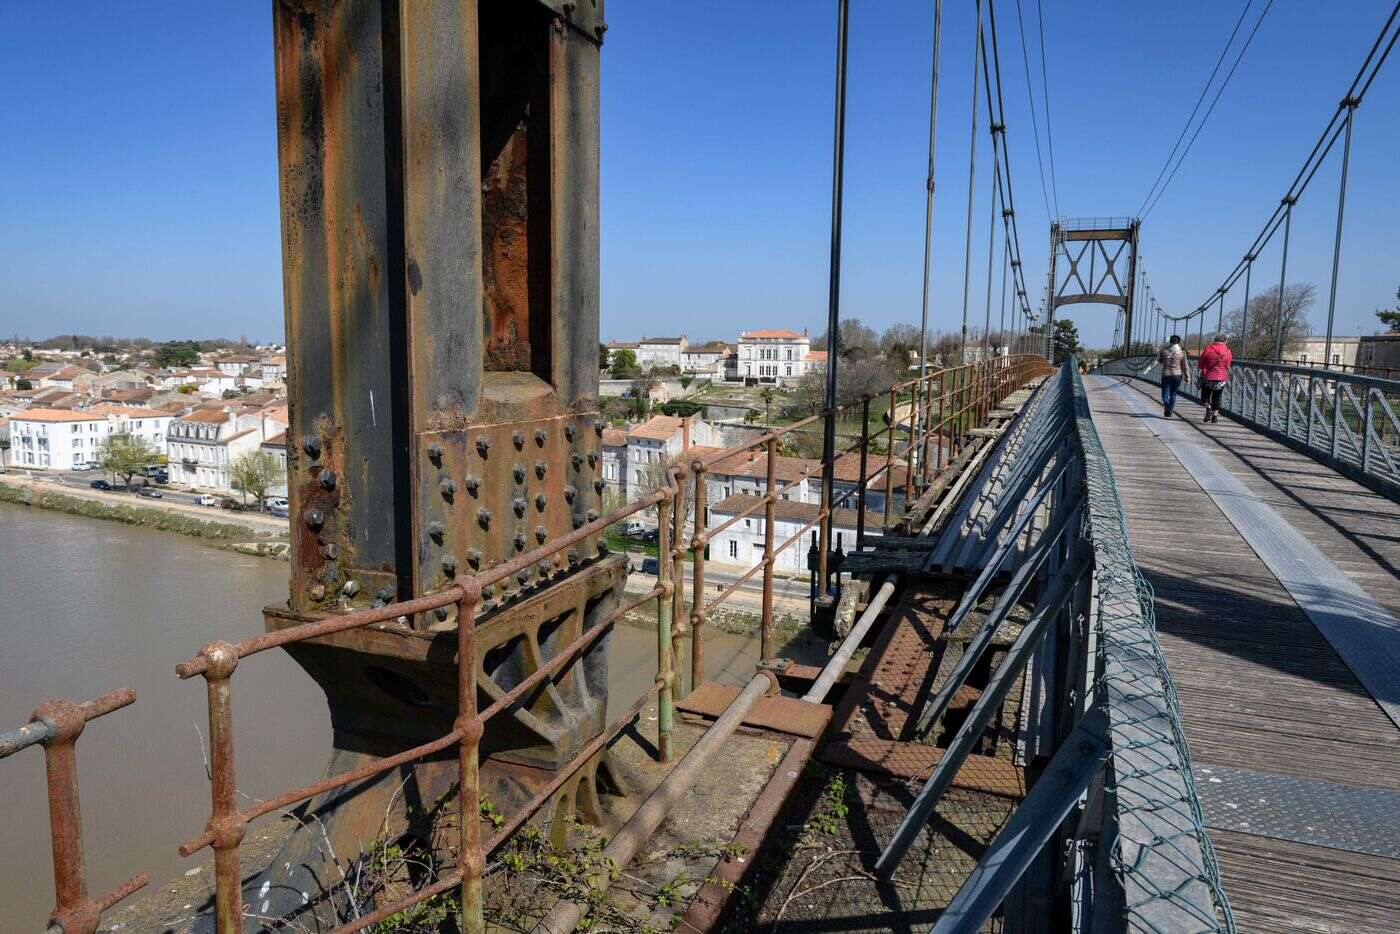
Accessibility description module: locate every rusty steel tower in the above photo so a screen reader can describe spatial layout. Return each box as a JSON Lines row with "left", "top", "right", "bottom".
{"left": 254, "top": 0, "right": 621, "bottom": 917}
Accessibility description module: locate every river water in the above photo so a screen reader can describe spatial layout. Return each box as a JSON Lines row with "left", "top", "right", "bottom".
{"left": 0, "top": 502, "right": 765, "bottom": 928}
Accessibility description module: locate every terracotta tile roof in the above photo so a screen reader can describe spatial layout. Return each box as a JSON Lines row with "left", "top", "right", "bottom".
{"left": 803, "top": 350, "right": 828, "bottom": 362}
{"left": 741, "top": 329, "right": 806, "bottom": 340}
{"left": 709, "top": 493, "right": 861, "bottom": 530}
{"left": 12, "top": 408, "right": 101, "bottom": 423}
{"left": 101, "top": 388, "right": 154, "bottom": 402}
{"left": 261, "top": 431, "right": 287, "bottom": 449}
{"left": 176, "top": 409, "right": 231, "bottom": 424}
{"left": 626, "top": 414, "right": 686, "bottom": 441}
{"left": 695, "top": 447, "right": 818, "bottom": 484}
{"left": 601, "top": 428, "right": 628, "bottom": 447}
{"left": 222, "top": 428, "right": 259, "bottom": 443}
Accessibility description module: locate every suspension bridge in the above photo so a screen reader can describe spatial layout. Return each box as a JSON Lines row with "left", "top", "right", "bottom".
{"left": 4, "top": 1, "right": 1400, "bottom": 932}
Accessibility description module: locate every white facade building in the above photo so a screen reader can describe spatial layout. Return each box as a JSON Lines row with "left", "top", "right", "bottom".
{"left": 735, "top": 330, "right": 819, "bottom": 384}
{"left": 600, "top": 415, "right": 719, "bottom": 500}
{"left": 166, "top": 410, "right": 269, "bottom": 492}
{"left": 8, "top": 406, "right": 172, "bottom": 470}
{"left": 706, "top": 495, "right": 872, "bottom": 573}
{"left": 680, "top": 341, "right": 728, "bottom": 377}
{"left": 634, "top": 336, "right": 686, "bottom": 370}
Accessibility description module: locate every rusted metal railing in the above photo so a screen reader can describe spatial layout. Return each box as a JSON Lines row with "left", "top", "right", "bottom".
{"left": 0, "top": 688, "right": 148, "bottom": 934}
{"left": 685, "top": 354, "right": 1048, "bottom": 683}
{"left": 169, "top": 354, "right": 1050, "bottom": 931}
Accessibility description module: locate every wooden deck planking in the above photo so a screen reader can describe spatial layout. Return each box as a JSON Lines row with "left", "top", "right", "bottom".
{"left": 1085, "top": 375, "right": 1400, "bottom": 931}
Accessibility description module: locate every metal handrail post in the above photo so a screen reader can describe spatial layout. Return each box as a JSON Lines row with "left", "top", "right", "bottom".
{"left": 857, "top": 397, "right": 870, "bottom": 550}
{"left": 761, "top": 437, "right": 778, "bottom": 662}
{"left": 690, "top": 463, "right": 708, "bottom": 695}
{"left": 656, "top": 496, "right": 675, "bottom": 762}
{"left": 884, "top": 386, "right": 897, "bottom": 528}
{"left": 670, "top": 470, "right": 686, "bottom": 699}
{"left": 198, "top": 641, "right": 243, "bottom": 933}
{"left": 455, "top": 586, "right": 485, "bottom": 934}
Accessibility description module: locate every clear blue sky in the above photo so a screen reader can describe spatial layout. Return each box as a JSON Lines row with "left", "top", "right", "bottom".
{"left": 1, "top": 1, "right": 1397, "bottom": 348}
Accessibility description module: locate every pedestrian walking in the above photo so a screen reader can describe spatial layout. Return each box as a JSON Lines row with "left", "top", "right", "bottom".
{"left": 1157, "top": 335, "right": 1187, "bottom": 417}
{"left": 1198, "top": 333, "right": 1233, "bottom": 423}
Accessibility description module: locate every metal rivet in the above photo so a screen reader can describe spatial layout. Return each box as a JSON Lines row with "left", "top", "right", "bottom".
{"left": 567, "top": 548, "right": 580, "bottom": 565}
{"left": 481, "top": 584, "right": 493, "bottom": 599}
{"left": 319, "top": 470, "right": 337, "bottom": 491}
{"left": 513, "top": 497, "right": 527, "bottom": 516}
{"left": 427, "top": 520, "right": 445, "bottom": 539}
{"left": 476, "top": 436, "right": 491, "bottom": 456}
{"left": 465, "top": 475, "right": 481, "bottom": 495}
{"left": 535, "top": 460, "right": 548, "bottom": 479}
{"left": 512, "top": 431, "right": 525, "bottom": 449}
{"left": 534, "top": 427, "right": 547, "bottom": 445}
{"left": 593, "top": 478, "right": 605, "bottom": 493}
{"left": 435, "top": 606, "right": 450, "bottom": 622}
{"left": 301, "top": 435, "right": 322, "bottom": 458}
{"left": 536, "top": 525, "right": 549, "bottom": 543}
{"left": 594, "top": 420, "right": 605, "bottom": 437}
{"left": 342, "top": 579, "right": 359, "bottom": 597}
{"left": 587, "top": 509, "right": 599, "bottom": 522}
{"left": 440, "top": 478, "right": 456, "bottom": 498}
{"left": 537, "top": 560, "right": 552, "bottom": 578}
{"left": 564, "top": 424, "right": 576, "bottom": 441}
{"left": 514, "top": 531, "right": 526, "bottom": 551}
{"left": 573, "top": 513, "right": 585, "bottom": 529}
{"left": 564, "top": 484, "right": 577, "bottom": 502}
{"left": 427, "top": 443, "right": 444, "bottom": 461}
{"left": 597, "top": 539, "right": 609, "bottom": 554}
{"left": 477, "top": 507, "right": 492, "bottom": 527}
{"left": 442, "top": 555, "right": 459, "bottom": 576}
{"left": 517, "top": 569, "right": 531, "bottom": 585}
{"left": 535, "top": 494, "right": 548, "bottom": 510}
{"left": 321, "top": 542, "right": 340, "bottom": 560}
{"left": 571, "top": 453, "right": 584, "bottom": 469}
{"left": 376, "top": 585, "right": 395, "bottom": 602}
{"left": 513, "top": 463, "right": 526, "bottom": 484}
{"left": 304, "top": 508, "right": 324, "bottom": 529}
{"left": 309, "top": 583, "right": 326, "bottom": 601}
{"left": 587, "top": 452, "right": 599, "bottom": 467}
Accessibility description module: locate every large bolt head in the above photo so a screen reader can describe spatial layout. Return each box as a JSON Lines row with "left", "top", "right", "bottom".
{"left": 301, "top": 435, "right": 322, "bottom": 458}
{"left": 512, "top": 463, "right": 526, "bottom": 484}
{"left": 319, "top": 470, "right": 337, "bottom": 491}
{"left": 304, "top": 508, "right": 324, "bottom": 529}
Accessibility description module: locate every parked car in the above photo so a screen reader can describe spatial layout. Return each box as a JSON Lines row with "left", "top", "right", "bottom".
{"left": 641, "top": 557, "right": 660, "bottom": 576}
{"left": 72, "top": 462, "right": 94, "bottom": 472}
{"left": 640, "top": 528, "right": 660, "bottom": 544}
{"left": 264, "top": 496, "right": 289, "bottom": 511}
{"left": 268, "top": 503, "right": 290, "bottom": 518}
{"left": 619, "top": 520, "right": 646, "bottom": 537}
{"left": 151, "top": 470, "right": 169, "bottom": 484}
{"left": 137, "top": 486, "right": 163, "bottom": 498}
{"left": 219, "top": 498, "right": 245, "bottom": 511}
{"left": 195, "top": 494, "right": 219, "bottom": 507}
{"left": 89, "top": 479, "right": 112, "bottom": 490}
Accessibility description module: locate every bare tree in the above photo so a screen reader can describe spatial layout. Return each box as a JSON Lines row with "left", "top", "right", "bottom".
{"left": 1223, "top": 283, "right": 1316, "bottom": 361}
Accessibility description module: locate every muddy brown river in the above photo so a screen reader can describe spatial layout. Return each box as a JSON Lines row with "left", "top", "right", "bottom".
{"left": 0, "top": 502, "right": 766, "bottom": 928}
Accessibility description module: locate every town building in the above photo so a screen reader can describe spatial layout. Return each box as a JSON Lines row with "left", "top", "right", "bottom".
{"left": 1357, "top": 334, "right": 1400, "bottom": 376}
{"left": 166, "top": 407, "right": 283, "bottom": 492}
{"left": 680, "top": 340, "right": 729, "bottom": 377}
{"left": 7, "top": 406, "right": 172, "bottom": 470}
{"left": 600, "top": 414, "right": 719, "bottom": 500}
{"left": 1283, "top": 335, "right": 1361, "bottom": 369}
{"left": 261, "top": 431, "right": 289, "bottom": 496}
{"left": 634, "top": 336, "right": 686, "bottom": 370}
{"left": 693, "top": 447, "right": 906, "bottom": 517}
{"left": 705, "top": 495, "right": 872, "bottom": 573}
{"left": 734, "top": 329, "right": 817, "bottom": 385}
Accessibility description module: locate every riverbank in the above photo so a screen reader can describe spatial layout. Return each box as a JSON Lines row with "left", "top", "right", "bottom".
{"left": 0, "top": 478, "right": 290, "bottom": 559}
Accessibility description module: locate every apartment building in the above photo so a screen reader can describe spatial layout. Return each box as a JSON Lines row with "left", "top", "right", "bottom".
{"left": 7, "top": 406, "right": 172, "bottom": 470}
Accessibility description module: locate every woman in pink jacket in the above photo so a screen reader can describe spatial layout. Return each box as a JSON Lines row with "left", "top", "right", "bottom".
{"left": 1197, "top": 334, "right": 1233, "bottom": 423}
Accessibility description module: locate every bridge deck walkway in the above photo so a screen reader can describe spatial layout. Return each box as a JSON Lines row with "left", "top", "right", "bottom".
{"left": 1085, "top": 374, "right": 1400, "bottom": 934}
